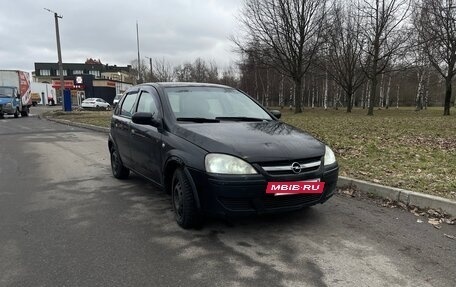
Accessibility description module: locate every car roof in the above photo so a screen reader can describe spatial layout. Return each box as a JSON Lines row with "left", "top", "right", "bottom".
{"left": 140, "top": 82, "right": 232, "bottom": 89}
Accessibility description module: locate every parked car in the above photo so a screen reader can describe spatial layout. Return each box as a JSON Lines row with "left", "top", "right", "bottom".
{"left": 81, "top": 98, "right": 110, "bottom": 109}
{"left": 113, "top": 93, "right": 123, "bottom": 107}
{"left": 108, "top": 83, "right": 338, "bottom": 228}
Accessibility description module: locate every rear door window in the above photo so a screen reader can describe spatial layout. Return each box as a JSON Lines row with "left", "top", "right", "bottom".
{"left": 120, "top": 92, "right": 138, "bottom": 118}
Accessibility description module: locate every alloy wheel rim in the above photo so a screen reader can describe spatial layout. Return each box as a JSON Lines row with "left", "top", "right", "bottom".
{"left": 173, "top": 181, "right": 184, "bottom": 219}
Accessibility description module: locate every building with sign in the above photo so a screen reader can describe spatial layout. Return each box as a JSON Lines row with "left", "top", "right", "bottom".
{"left": 33, "top": 62, "right": 133, "bottom": 104}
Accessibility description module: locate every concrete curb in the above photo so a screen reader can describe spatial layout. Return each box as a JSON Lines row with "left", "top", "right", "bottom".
{"left": 41, "top": 115, "right": 456, "bottom": 216}
{"left": 337, "top": 176, "right": 456, "bottom": 216}
{"left": 44, "top": 117, "right": 110, "bottom": 134}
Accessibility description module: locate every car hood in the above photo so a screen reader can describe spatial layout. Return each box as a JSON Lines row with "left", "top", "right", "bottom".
{"left": 174, "top": 121, "right": 325, "bottom": 163}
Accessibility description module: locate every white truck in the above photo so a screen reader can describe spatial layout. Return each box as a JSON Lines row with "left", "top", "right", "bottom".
{"left": 30, "top": 82, "right": 56, "bottom": 106}
{"left": 0, "top": 70, "right": 31, "bottom": 118}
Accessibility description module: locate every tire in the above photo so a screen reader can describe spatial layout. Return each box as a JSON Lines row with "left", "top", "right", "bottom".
{"left": 20, "top": 108, "right": 29, "bottom": 117}
{"left": 172, "top": 168, "right": 203, "bottom": 229}
{"left": 14, "top": 108, "right": 19, "bottom": 118}
{"left": 110, "top": 146, "right": 130, "bottom": 179}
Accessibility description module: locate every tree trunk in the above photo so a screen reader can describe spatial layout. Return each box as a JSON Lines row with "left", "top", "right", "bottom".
{"left": 265, "top": 69, "right": 270, "bottom": 107}
{"left": 368, "top": 75, "right": 377, "bottom": 115}
{"left": 346, "top": 87, "right": 353, "bottom": 113}
{"left": 311, "top": 76, "right": 315, "bottom": 109}
{"left": 289, "top": 85, "right": 293, "bottom": 110}
{"left": 294, "top": 78, "right": 302, "bottom": 113}
{"left": 279, "top": 74, "right": 284, "bottom": 108}
{"left": 254, "top": 65, "right": 259, "bottom": 101}
{"left": 416, "top": 71, "right": 424, "bottom": 111}
{"left": 424, "top": 69, "right": 430, "bottom": 109}
{"left": 385, "top": 75, "right": 391, "bottom": 109}
{"left": 444, "top": 77, "right": 452, "bottom": 116}
{"left": 379, "top": 73, "right": 384, "bottom": 109}
{"left": 324, "top": 71, "right": 328, "bottom": 110}
{"left": 396, "top": 84, "right": 400, "bottom": 109}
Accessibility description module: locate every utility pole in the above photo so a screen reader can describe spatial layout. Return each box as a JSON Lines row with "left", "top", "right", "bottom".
{"left": 145, "top": 56, "right": 153, "bottom": 82}
{"left": 136, "top": 21, "right": 141, "bottom": 83}
{"left": 44, "top": 8, "right": 65, "bottom": 111}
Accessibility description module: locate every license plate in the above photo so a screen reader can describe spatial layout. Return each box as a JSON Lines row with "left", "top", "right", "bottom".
{"left": 266, "top": 179, "right": 325, "bottom": 196}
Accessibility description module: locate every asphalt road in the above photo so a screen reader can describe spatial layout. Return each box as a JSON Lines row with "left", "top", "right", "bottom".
{"left": 0, "top": 116, "right": 455, "bottom": 287}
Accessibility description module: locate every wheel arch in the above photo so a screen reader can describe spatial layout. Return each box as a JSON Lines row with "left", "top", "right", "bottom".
{"left": 164, "top": 157, "right": 201, "bottom": 210}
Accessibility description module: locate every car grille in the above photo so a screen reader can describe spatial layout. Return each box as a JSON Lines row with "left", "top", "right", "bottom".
{"left": 219, "top": 194, "right": 322, "bottom": 211}
{"left": 258, "top": 156, "right": 322, "bottom": 175}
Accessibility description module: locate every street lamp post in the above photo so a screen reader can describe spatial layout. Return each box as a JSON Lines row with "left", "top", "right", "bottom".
{"left": 145, "top": 56, "right": 153, "bottom": 82}
{"left": 44, "top": 8, "right": 65, "bottom": 111}
{"left": 136, "top": 21, "right": 141, "bottom": 83}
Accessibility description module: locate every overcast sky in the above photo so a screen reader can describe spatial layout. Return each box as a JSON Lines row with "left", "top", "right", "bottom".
{"left": 0, "top": 0, "right": 243, "bottom": 72}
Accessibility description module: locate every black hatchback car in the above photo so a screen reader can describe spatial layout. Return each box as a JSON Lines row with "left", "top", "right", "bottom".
{"left": 109, "top": 83, "right": 338, "bottom": 228}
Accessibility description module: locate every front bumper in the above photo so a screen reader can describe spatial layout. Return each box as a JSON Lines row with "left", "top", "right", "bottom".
{"left": 0, "top": 104, "right": 14, "bottom": 115}
{"left": 188, "top": 164, "right": 339, "bottom": 217}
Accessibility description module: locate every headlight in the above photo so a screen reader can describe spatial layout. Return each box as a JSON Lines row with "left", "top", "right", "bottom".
{"left": 324, "top": 146, "right": 336, "bottom": 166}
{"left": 205, "top": 153, "right": 257, "bottom": 174}
{"left": 5, "top": 103, "right": 12, "bottom": 108}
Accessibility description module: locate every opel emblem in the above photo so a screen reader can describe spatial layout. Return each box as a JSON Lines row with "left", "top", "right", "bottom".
{"left": 291, "top": 162, "right": 301, "bottom": 174}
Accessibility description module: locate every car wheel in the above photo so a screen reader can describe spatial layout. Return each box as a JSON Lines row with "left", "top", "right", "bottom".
{"left": 20, "top": 108, "right": 29, "bottom": 117}
{"left": 110, "top": 146, "right": 129, "bottom": 179}
{"left": 172, "top": 168, "right": 203, "bottom": 229}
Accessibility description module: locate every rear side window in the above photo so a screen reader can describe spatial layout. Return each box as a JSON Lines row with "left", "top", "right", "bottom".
{"left": 120, "top": 92, "right": 138, "bottom": 118}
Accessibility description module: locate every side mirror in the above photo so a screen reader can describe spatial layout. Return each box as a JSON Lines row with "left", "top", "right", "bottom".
{"left": 270, "top": 109, "right": 281, "bottom": 119}
{"left": 132, "top": 112, "right": 161, "bottom": 128}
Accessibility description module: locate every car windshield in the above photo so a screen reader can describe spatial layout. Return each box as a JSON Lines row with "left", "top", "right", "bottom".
{"left": 0, "top": 87, "right": 14, "bottom": 98}
{"left": 164, "top": 86, "right": 272, "bottom": 121}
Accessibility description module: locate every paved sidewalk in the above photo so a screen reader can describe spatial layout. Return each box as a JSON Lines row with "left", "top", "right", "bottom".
{"left": 338, "top": 176, "right": 456, "bottom": 216}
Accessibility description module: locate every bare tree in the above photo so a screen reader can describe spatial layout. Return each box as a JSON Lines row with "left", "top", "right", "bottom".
{"left": 191, "top": 58, "right": 209, "bottom": 82}
{"left": 174, "top": 63, "right": 193, "bottom": 82}
{"left": 129, "top": 59, "right": 148, "bottom": 84}
{"left": 234, "top": 0, "right": 329, "bottom": 113}
{"left": 325, "top": 1, "right": 365, "bottom": 112}
{"left": 416, "top": 0, "right": 456, "bottom": 115}
{"left": 220, "top": 65, "right": 239, "bottom": 87}
{"left": 358, "top": 0, "right": 411, "bottom": 115}
{"left": 153, "top": 58, "right": 174, "bottom": 82}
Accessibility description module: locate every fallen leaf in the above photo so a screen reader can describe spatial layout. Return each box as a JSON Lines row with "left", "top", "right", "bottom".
{"left": 444, "top": 234, "right": 455, "bottom": 240}
{"left": 397, "top": 202, "right": 407, "bottom": 209}
{"left": 443, "top": 218, "right": 455, "bottom": 225}
{"left": 428, "top": 218, "right": 440, "bottom": 226}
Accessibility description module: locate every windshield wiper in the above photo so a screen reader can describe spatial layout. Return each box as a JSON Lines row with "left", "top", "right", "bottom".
{"left": 215, "top": 116, "right": 269, "bottom": 122}
{"left": 176, "top": 117, "right": 220, "bottom": 123}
